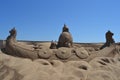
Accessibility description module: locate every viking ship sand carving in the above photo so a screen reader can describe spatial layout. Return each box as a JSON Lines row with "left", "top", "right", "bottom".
{"left": 2, "top": 25, "right": 119, "bottom": 62}
{"left": 1, "top": 25, "right": 120, "bottom": 80}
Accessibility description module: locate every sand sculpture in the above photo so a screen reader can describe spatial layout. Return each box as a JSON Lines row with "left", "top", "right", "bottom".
{"left": 106, "top": 30, "right": 115, "bottom": 44}
{"left": 2, "top": 27, "right": 118, "bottom": 62}
{"left": 100, "top": 30, "right": 115, "bottom": 49}
{"left": 57, "top": 24, "right": 73, "bottom": 48}
{"left": 1, "top": 27, "right": 120, "bottom": 80}
{"left": 49, "top": 40, "right": 57, "bottom": 49}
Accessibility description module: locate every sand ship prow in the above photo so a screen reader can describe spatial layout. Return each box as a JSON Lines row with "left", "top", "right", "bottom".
{"left": 5, "top": 28, "right": 38, "bottom": 59}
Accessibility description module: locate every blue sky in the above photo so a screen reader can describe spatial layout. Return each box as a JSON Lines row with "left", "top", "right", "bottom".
{"left": 0, "top": 0, "right": 120, "bottom": 42}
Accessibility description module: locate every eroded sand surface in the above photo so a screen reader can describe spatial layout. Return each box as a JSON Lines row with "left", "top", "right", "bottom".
{"left": 0, "top": 42, "right": 120, "bottom": 80}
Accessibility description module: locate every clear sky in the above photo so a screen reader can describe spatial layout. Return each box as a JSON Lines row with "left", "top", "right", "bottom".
{"left": 0, "top": 0, "right": 120, "bottom": 43}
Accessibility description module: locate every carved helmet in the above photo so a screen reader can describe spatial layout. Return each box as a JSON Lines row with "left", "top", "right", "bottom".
{"left": 62, "top": 24, "right": 69, "bottom": 32}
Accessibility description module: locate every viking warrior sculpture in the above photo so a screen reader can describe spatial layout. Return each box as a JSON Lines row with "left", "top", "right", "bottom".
{"left": 57, "top": 24, "right": 73, "bottom": 48}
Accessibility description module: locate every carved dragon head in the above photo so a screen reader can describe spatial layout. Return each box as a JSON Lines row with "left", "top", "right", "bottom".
{"left": 9, "top": 27, "right": 17, "bottom": 37}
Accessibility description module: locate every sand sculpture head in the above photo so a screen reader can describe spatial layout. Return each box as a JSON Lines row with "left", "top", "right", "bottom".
{"left": 9, "top": 27, "right": 17, "bottom": 37}
{"left": 6, "top": 27, "right": 17, "bottom": 43}
{"left": 57, "top": 24, "right": 73, "bottom": 48}
{"left": 106, "top": 30, "right": 115, "bottom": 43}
{"left": 62, "top": 24, "right": 69, "bottom": 32}
{"left": 100, "top": 30, "right": 115, "bottom": 49}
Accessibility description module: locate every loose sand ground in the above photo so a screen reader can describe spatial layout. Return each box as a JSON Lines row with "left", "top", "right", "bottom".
{"left": 0, "top": 41, "right": 120, "bottom": 80}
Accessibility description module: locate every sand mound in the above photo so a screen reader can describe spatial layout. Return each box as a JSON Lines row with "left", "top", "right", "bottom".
{"left": 0, "top": 46, "right": 120, "bottom": 80}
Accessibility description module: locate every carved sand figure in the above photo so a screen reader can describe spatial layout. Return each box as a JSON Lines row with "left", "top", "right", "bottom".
{"left": 100, "top": 30, "right": 115, "bottom": 49}
{"left": 7, "top": 27, "right": 17, "bottom": 43}
{"left": 3, "top": 27, "right": 117, "bottom": 62}
{"left": 106, "top": 30, "right": 115, "bottom": 45}
{"left": 5, "top": 27, "right": 17, "bottom": 55}
{"left": 49, "top": 40, "right": 57, "bottom": 49}
{"left": 5, "top": 28, "right": 39, "bottom": 59}
{"left": 57, "top": 24, "right": 73, "bottom": 48}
